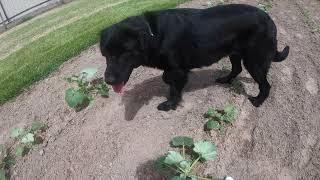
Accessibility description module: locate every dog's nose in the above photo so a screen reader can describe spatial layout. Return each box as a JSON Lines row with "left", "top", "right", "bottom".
{"left": 105, "top": 76, "right": 116, "bottom": 84}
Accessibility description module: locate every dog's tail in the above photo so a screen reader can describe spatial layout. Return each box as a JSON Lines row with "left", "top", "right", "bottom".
{"left": 273, "top": 46, "right": 290, "bottom": 62}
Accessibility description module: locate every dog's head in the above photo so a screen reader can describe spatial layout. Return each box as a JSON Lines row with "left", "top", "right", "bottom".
{"left": 100, "top": 17, "right": 153, "bottom": 93}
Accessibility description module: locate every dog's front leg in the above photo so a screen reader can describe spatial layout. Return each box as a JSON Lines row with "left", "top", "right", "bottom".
{"left": 158, "top": 70, "right": 188, "bottom": 111}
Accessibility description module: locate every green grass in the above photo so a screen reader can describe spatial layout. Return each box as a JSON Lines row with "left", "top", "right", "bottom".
{"left": 0, "top": 0, "right": 189, "bottom": 104}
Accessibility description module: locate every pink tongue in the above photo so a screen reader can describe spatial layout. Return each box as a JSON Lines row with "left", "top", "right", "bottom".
{"left": 112, "top": 82, "right": 125, "bottom": 93}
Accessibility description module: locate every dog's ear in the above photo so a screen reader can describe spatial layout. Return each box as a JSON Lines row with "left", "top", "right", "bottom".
{"left": 121, "top": 24, "right": 152, "bottom": 51}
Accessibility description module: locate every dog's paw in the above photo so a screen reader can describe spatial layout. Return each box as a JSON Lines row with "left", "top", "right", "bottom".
{"left": 248, "top": 96, "right": 262, "bottom": 107}
{"left": 216, "top": 76, "right": 232, "bottom": 84}
{"left": 157, "top": 101, "right": 177, "bottom": 111}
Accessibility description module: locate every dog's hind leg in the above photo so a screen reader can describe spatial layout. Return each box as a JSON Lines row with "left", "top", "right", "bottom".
{"left": 243, "top": 55, "right": 271, "bottom": 107}
{"left": 216, "top": 54, "right": 242, "bottom": 84}
{"left": 158, "top": 69, "right": 188, "bottom": 111}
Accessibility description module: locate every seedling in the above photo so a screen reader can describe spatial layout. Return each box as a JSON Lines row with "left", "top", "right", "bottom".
{"left": 205, "top": 104, "right": 235, "bottom": 132}
{"left": 155, "top": 136, "right": 218, "bottom": 180}
{"left": 64, "top": 67, "right": 110, "bottom": 111}
{"left": 0, "top": 145, "right": 15, "bottom": 180}
{"left": 10, "top": 121, "right": 48, "bottom": 157}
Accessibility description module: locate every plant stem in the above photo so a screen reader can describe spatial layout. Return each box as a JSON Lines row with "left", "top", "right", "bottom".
{"left": 189, "top": 156, "right": 201, "bottom": 172}
{"left": 176, "top": 165, "right": 187, "bottom": 174}
{"left": 182, "top": 145, "right": 185, "bottom": 158}
{"left": 164, "top": 164, "right": 182, "bottom": 174}
{"left": 190, "top": 175, "right": 212, "bottom": 180}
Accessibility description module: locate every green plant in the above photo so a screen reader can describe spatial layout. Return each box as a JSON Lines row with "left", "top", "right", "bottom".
{"left": 10, "top": 121, "right": 48, "bottom": 157}
{"left": 258, "top": 0, "right": 272, "bottom": 12}
{"left": 155, "top": 136, "right": 218, "bottom": 180}
{"left": 0, "top": 145, "right": 16, "bottom": 180}
{"left": 64, "top": 67, "right": 110, "bottom": 111}
{"left": 205, "top": 104, "right": 235, "bottom": 132}
{"left": 0, "top": 121, "right": 48, "bottom": 179}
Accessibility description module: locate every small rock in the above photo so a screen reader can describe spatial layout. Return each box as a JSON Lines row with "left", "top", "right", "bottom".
{"left": 292, "top": 16, "right": 297, "bottom": 21}
{"left": 294, "top": 33, "right": 303, "bottom": 39}
{"left": 225, "top": 176, "right": 234, "bottom": 180}
{"left": 39, "top": 149, "right": 44, "bottom": 156}
{"left": 278, "top": 27, "right": 287, "bottom": 36}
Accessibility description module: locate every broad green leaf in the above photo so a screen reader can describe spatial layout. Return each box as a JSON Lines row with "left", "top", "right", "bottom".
{"left": 0, "top": 169, "right": 5, "bottom": 180}
{"left": 193, "top": 141, "right": 216, "bottom": 161}
{"left": 15, "top": 144, "right": 25, "bottom": 156}
{"left": 224, "top": 104, "right": 234, "bottom": 114}
{"left": 81, "top": 67, "right": 98, "bottom": 80}
{"left": 21, "top": 133, "right": 35, "bottom": 143}
{"left": 171, "top": 136, "right": 194, "bottom": 147}
{"left": 164, "top": 151, "right": 184, "bottom": 165}
{"left": 154, "top": 156, "right": 168, "bottom": 171}
{"left": 206, "top": 108, "right": 215, "bottom": 117}
{"left": 206, "top": 120, "right": 221, "bottom": 130}
{"left": 65, "top": 88, "right": 87, "bottom": 108}
{"left": 10, "top": 127, "right": 24, "bottom": 138}
{"left": 170, "top": 176, "right": 185, "bottom": 180}
{"left": 31, "top": 121, "right": 48, "bottom": 132}
{"left": 179, "top": 160, "right": 191, "bottom": 170}
{"left": 206, "top": 108, "right": 223, "bottom": 121}
{"left": 222, "top": 105, "right": 235, "bottom": 123}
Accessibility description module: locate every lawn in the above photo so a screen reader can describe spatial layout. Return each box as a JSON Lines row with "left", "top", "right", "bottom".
{"left": 0, "top": 0, "right": 189, "bottom": 104}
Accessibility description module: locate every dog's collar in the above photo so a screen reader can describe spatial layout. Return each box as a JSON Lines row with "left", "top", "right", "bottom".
{"left": 146, "top": 22, "right": 154, "bottom": 37}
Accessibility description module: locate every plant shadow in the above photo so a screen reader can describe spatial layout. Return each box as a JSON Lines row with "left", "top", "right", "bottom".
{"left": 135, "top": 159, "right": 176, "bottom": 180}
{"left": 122, "top": 69, "right": 250, "bottom": 121}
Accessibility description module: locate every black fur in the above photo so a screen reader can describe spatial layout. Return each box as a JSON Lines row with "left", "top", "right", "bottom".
{"left": 100, "top": 4, "right": 289, "bottom": 111}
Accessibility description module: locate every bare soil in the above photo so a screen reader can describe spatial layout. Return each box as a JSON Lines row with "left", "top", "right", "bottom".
{"left": 0, "top": 0, "right": 319, "bottom": 179}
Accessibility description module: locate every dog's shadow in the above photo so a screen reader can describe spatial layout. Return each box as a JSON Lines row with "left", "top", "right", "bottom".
{"left": 121, "top": 69, "right": 250, "bottom": 121}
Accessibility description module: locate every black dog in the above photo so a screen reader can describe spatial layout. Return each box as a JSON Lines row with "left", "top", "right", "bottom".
{"left": 100, "top": 4, "right": 289, "bottom": 111}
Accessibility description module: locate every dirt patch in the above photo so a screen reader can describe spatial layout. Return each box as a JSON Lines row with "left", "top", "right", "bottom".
{"left": 0, "top": 0, "right": 319, "bottom": 179}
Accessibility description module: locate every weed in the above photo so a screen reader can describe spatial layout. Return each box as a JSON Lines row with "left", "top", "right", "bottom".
{"left": 64, "top": 67, "right": 110, "bottom": 111}
{"left": 205, "top": 104, "right": 235, "bottom": 132}
{"left": 258, "top": 0, "right": 272, "bottom": 12}
{"left": 10, "top": 121, "right": 48, "bottom": 157}
{"left": 155, "top": 136, "right": 221, "bottom": 180}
